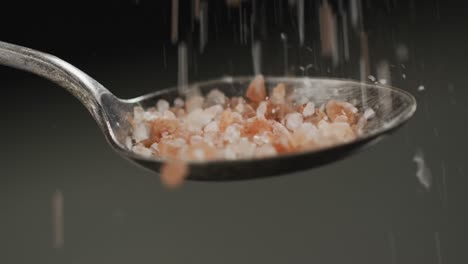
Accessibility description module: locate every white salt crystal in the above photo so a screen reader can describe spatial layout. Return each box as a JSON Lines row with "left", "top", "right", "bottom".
{"left": 302, "top": 102, "right": 315, "bottom": 117}
{"left": 204, "top": 121, "right": 219, "bottom": 133}
{"left": 157, "top": 99, "right": 170, "bottom": 112}
{"left": 192, "top": 148, "right": 205, "bottom": 160}
{"left": 206, "top": 89, "right": 226, "bottom": 106}
{"left": 174, "top": 98, "right": 185, "bottom": 108}
{"left": 204, "top": 105, "right": 223, "bottom": 119}
{"left": 132, "top": 144, "right": 152, "bottom": 157}
{"left": 186, "top": 95, "right": 205, "bottom": 112}
{"left": 285, "top": 112, "right": 303, "bottom": 131}
{"left": 133, "top": 123, "right": 149, "bottom": 141}
{"left": 133, "top": 106, "right": 145, "bottom": 123}
{"left": 256, "top": 101, "right": 268, "bottom": 119}
{"left": 418, "top": 85, "right": 425, "bottom": 91}
{"left": 255, "top": 144, "right": 277, "bottom": 157}
{"left": 368, "top": 75, "right": 376, "bottom": 82}
{"left": 334, "top": 115, "right": 348, "bottom": 123}
{"left": 235, "top": 102, "right": 244, "bottom": 113}
{"left": 125, "top": 136, "right": 133, "bottom": 150}
{"left": 150, "top": 143, "right": 159, "bottom": 153}
{"left": 363, "top": 108, "right": 376, "bottom": 119}
{"left": 187, "top": 108, "right": 212, "bottom": 131}
{"left": 190, "top": 135, "right": 204, "bottom": 145}
{"left": 236, "top": 138, "right": 256, "bottom": 158}
{"left": 162, "top": 110, "right": 176, "bottom": 119}
{"left": 224, "top": 125, "right": 241, "bottom": 143}
{"left": 224, "top": 145, "right": 237, "bottom": 159}
{"left": 253, "top": 132, "right": 271, "bottom": 145}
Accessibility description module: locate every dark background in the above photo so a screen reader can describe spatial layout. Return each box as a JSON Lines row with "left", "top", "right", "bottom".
{"left": 1, "top": 0, "right": 468, "bottom": 263}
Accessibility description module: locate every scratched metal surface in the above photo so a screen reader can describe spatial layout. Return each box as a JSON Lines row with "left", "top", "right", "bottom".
{"left": 0, "top": 1, "right": 467, "bottom": 263}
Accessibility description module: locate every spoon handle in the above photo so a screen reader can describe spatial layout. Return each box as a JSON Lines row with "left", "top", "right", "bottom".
{"left": 0, "top": 40, "right": 113, "bottom": 123}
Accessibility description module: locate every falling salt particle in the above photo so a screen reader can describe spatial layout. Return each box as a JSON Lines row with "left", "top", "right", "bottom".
{"left": 368, "top": 75, "right": 376, "bottom": 82}
{"left": 395, "top": 44, "right": 409, "bottom": 62}
{"left": 52, "top": 190, "right": 64, "bottom": 249}
{"left": 402, "top": 73, "right": 407, "bottom": 79}
{"left": 252, "top": 41, "right": 262, "bottom": 75}
{"left": 379, "top": 79, "right": 388, "bottom": 85}
{"left": 413, "top": 150, "right": 432, "bottom": 190}
{"left": 418, "top": 85, "right": 425, "bottom": 91}
{"left": 160, "top": 160, "right": 188, "bottom": 189}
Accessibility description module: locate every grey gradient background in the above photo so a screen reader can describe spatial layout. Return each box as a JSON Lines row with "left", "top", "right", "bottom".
{"left": 1, "top": 0, "right": 468, "bottom": 263}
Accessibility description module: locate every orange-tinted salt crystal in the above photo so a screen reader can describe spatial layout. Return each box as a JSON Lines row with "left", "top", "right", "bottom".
{"left": 219, "top": 110, "right": 234, "bottom": 132}
{"left": 160, "top": 160, "right": 188, "bottom": 189}
{"left": 305, "top": 108, "right": 327, "bottom": 125}
{"left": 271, "top": 83, "right": 286, "bottom": 104}
{"left": 149, "top": 119, "right": 179, "bottom": 142}
{"left": 241, "top": 118, "right": 272, "bottom": 138}
{"left": 325, "top": 100, "right": 358, "bottom": 125}
{"left": 246, "top": 75, "right": 267, "bottom": 103}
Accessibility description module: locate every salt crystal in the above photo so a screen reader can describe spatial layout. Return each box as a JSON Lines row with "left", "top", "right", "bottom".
{"left": 157, "top": 99, "right": 170, "bottom": 112}
{"left": 368, "top": 75, "right": 376, "bottom": 82}
{"left": 224, "top": 145, "right": 237, "bottom": 159}
{"left": 190, "top": 135, "right": 204, "bottom": 145}
{"left": 204, "top": 121, "right": 219, "bottom": 133}
{"left": 133, "top": 106, "right": 145, "bottom": 123}
{"left": 204, "top": 105, "right": 223, "bottom": 119}
{"left": 334, "top": 115, "right": 348, "bottom": 123}
{"left": 271, "top": 83, "right": 286, "bottom": 104}
{"left": 132, "top": 144, "right": 152, "bottom": 157}
{"left": 224, "top": 124, "right": 241, "bottom": 143}
{"left": 256, "top": 101, "right": 268, "bottom": 119}
{"left": 143, "top": 110, "right": 160, "bottom": 121}
{"left": 363, "top": 108, "right": 376, "bottom": 119}
{"left": 186, "top": 108, "right": 212, "bottom": 131}
{"left": 174, "top": 98, "right": 185, "bottom": 108}
{"left": 246, "top": 75, "right": 267, "bottom": 102}
{"left": 160, "top": 160, "right": 188, "bottom": 189}
{"left": 133, "top": 123, "right": 149, "bottom": 141}
{"left": 418, "top": 85, "right": 425, "bottom": 92}
{"left": 236, "top": 138, "right": 256, "bottom": 158}
{"left": 285, "top": 112, "right": 303, "bottom": 131}
{"left": 206, "top": 89, "right": 226, "bottom": 106}
{"left": 163, "top": 110, "right": 176, "bottom": 119}
{"left": 255, "top": 144, "right": 277, "bottom": 157}
{"left": 302, "top": 102, "right": 315, "bottom": 117}
{"left": 253, "top": 132, "right": 271, "bottom": 145}
{"left": 125, "top": 136, "right": 133, "bottom": 150}
{"left": 235, "top": 102, "right": 244, "bottom": 113}
{"left": 186, "top": 95, "right": 205, "bottom": 112}
{"left": 150, "top": 143, "right": 159, "bottom": 153}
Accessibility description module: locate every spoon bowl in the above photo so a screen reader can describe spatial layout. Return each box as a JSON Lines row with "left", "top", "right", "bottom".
{"left": 0, "top": 41, "right": 417, "bottom": 181}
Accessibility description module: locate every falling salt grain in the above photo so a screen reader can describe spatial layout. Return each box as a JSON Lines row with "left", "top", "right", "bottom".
{"left": 418, "top": 85, "right": 425, "bottom": 92}
{"left": 160, "top": 160, "right": 188, "bottom": 189}
{"left": 157, "top": 99, "right": 170, "bottom": 113}
{"left": 368, "top": 75, "right": 376, "bottom": 82}
{"left": 125, "top": 136, "right": 133, "bottom": 150}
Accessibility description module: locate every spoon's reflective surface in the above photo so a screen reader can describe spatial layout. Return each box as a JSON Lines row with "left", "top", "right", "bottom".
{"left": 0, "top": 41, "right": 416, "bottom": 181}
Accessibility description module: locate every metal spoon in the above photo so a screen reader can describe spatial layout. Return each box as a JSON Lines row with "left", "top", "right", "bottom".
{"left": 0, "top": 41, "right": 416, "bottom": 181}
